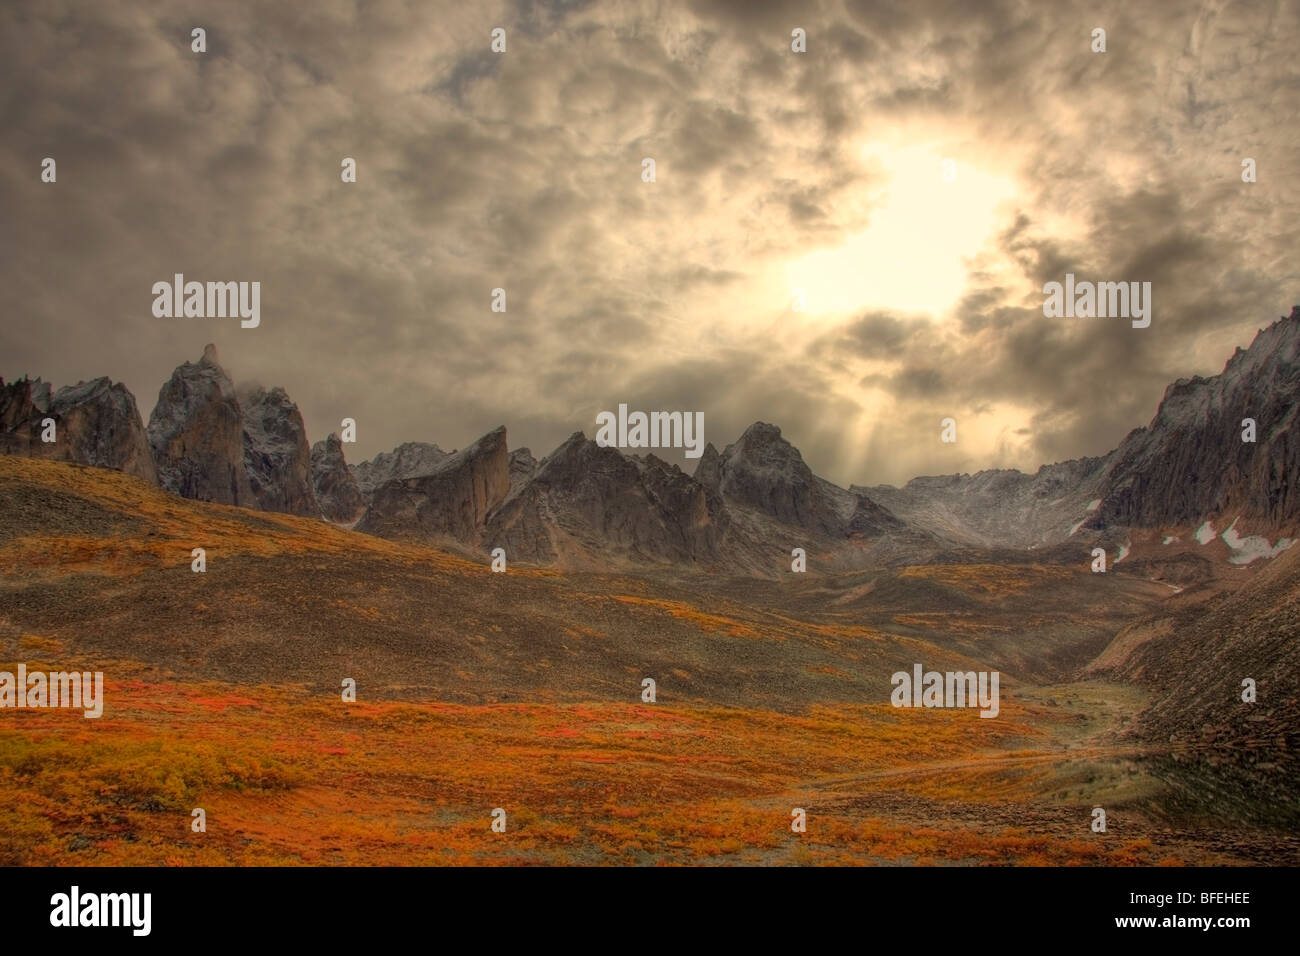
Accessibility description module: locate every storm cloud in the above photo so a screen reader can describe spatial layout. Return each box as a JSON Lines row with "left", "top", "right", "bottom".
{"left": 1, "top": 0, "right": 1296, "bottom": 486}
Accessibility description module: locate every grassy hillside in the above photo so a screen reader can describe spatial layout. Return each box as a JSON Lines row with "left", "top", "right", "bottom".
{"left": 2, "top": 456, "right": 1295, "bottom": 864}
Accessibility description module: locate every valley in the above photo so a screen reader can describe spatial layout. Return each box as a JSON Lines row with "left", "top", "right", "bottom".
{"left": 0, "top": 455, "right": 1295, "bottom": 865}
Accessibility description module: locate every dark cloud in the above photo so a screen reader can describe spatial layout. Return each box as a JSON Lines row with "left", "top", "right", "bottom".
{"left": 1, "top": 0, "right": 1297, "bottom": 489}
{"left": 434, "top": 51, "right": 502, "bottom": 104}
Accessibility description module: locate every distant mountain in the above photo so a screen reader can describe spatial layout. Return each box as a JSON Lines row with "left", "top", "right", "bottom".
{"left": 1091, "top": 305, "right": 1300, "bottom": 531}
{"left": 3, "top": 307, "right": 1298, "bottom": 573}
{"left": 0, "top": 374, "right": 155, "bottom": 483}
{"left": 311, "top": 433, "right": 364, "bottom": 523}
{"left": 862, "top": 305, "right": 1300, "bottom": 553}
{"left": 484, "top": 432, "right": 727, "bottom": 568}
{"left": 857, "top": 457, "right": 1109, "bottom": 549}
{"left": 147, "top": 344, "right": 255, "bottom": 506}
{"left": 240, "top": 385, "right": 319, "bottom": 517}
{"left": 701, "top": 422, "right": 841, "bottom": 535}
{"left": 147, "top": 345, "right": 320, "bottom": 517}
{"left": 357, "top": 426, "right": 510, "bottom": 544}
{"left": 351, "top": 442, "right": 451, "bottom": 496}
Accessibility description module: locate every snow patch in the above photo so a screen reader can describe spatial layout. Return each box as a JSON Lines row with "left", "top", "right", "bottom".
{"left": 1067, "top": 519, "right": 1086, "bottom": 536}
{"left": 1161, "top": 535, "right": 1178, "bottom": 545}
{"left": 1194, "top": 521, "right": 1215, "bottom": 545}
{"left": 1220, "top": 517, "right": 1296, "bottom": 565}
{"left": 1086, "top": 498, "right": 1101, "bottom": 512}
{"left": 1116, "top": 542, "right": 1130, "bottom": 562}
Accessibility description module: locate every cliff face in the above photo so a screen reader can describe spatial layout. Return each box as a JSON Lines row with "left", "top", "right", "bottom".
{"left": 240, "top": 385, "right": 319, "bottom": 517}
{"left": 859, "top": 458, "right": 1110, "bottom": 548}
{"left": 147, "top": 344, "right": 254, "bottom": 506}
{"left": 486, "top": 432, "right": 727, "bottom": 566}
{"left": 311, "top": 433, "right": 365, "bottom": 522}
{"left": 351, "top": 442, "right": 451, "bottom": 497}
{"left": 0, "top": 375, "right": 156, "bottom": 483}
{"left": 1093, "top": 307, "right": 1300, "bottom": 530}
{"left": 357, "top": 426, "right": 510, "bottom": 543}
{"left": 708, "top": 423, "right": 843, "bottom": 536}
{"left": 5, "top": 304, "right": 1300, "bottom": 570}
{"left": 508, "top": 447, "right": 537, "bottom": 494}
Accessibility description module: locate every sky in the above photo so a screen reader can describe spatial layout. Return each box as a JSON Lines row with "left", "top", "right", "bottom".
{"left": 2, "top": 0, "right": 1298, "bottom": 487}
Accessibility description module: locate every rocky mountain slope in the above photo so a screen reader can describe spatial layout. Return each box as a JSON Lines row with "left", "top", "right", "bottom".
{"left": 860, "top": 305, "right": 1300, "bottom": 554}
{"left": 357, "top": 426, "right": 510, "bottom": 544}
{"left": 240, "top": 385, "right": 319, "bottom": 517}
{"left": 146, "top": 346, "right": 323, "bottom": 517}
{"left": 484, "top": 432, "right": 728, "bottom": 568}
{"left": 1086, "top": 541, "right": 1300, "bottom": 824}
{"left": 311, "top": 433, "right": 365, "bottom": 523}
{"left": 1091, "top": 305, "right": 1300, "bottom": 532}
{"left": 354, "top": 420, "right": 936, "bottom": 572}
{"left": 2, "top": 306, "right": 1299, "bottom": 571}
{"left": 0, "top": 375, "right": 156, "bottom": 483}
{"left": 351, "top": 441, "right": 451, "bottom": 496}
{"left": 857, "top": 457, "right": 1109, "bottom": 549}
{"left": 147, "top": 345, "right": 255, "bottom": 507}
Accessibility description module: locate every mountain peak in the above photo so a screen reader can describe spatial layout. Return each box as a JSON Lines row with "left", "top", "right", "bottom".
{"left": 738, "top": 421, "right": 784, "bottom": 443}
{"left": 724, "top": 421, "right": 809, "bottom": 473}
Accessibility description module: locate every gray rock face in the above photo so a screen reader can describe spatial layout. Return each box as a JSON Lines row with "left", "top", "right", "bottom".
{"left": 859, "top": 457, "right": 1110, "bottom": 548}
{"left": 358, "top": 426, "right": 510, "bottom": 543}
{"left": 711, "top": 422, "right": 900, "bottom": 538}
{"left": 845, "top": 490, "right": 909, "bottom": 538}
{"left": 0, "top": 375, "right": 156, "bottom": 483}
{"left": 0, "top": 379, "right": 55, "bottom": 450}
{"left": 311, "top": 433, "right": 365, "bottom": 522}
{"left": 508, "top": 447, "right": 537, "bottom": 494}
{"left": 240, "top": 385, "right": 319, "bottom": 517}
{"left": 855, "top": 306, "right": 1300, "bottom": 547}
{"left": 351, "top": 441, "right": 451, "bottom": 497}
{"left": 692, "top": 442, "right": 723, "bottom": 492}
{"left": 14, "top": 304, "right": 1292, "bottom": 569}
{"left": 147, "top": 344, "right": 255, "bottom": 506}
{"left": 1093, "top": 306, "right": 1300, "bottom": 530}
{"left": 487, "top": 433, "right": 726, "bottom": 566}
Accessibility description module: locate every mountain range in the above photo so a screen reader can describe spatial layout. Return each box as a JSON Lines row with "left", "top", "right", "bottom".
{"left": 3, "top": 306, "right": 1298, "bottom": 576}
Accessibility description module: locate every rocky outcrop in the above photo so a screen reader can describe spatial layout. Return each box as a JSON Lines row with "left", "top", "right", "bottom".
{"left": 240, "top": 385, "right": 319, "bottom": 517}
{"left": 351, "top": 442, "right": 451, "bottom": 497}
{"left": 508, "top": 447, "right": 537, "bottom": 494}
{"left": 855, "top": 307, "right": 1300, "bottom": 548}
{"left": 311, "top": 433, "right": 365, "bottom": 522}
{"left": 693, "top": 442, "right": 723, "bottom": 492}
{"left": 0, "top": 379, "right": 53, "bottom": 446}
{"left": 859, "top": 457, "right": 1110, "bottom": 548}
{"left": 357, "top": 426, "right": 510, "bottom": 543}
{"left": 9, "top": 304, "right": 1298, "bottom": 569}
{"left": 486, "top": 432, "right": 726, "bottom": 566}
{"left": 0, "top": 375, "right": 156, "bottom": 483}
{"left": 147, "top": 344, "right": 254, "bottom": 506}
{"left": 1092, "top": 306, "right": 1300, "bottom": 530}
{"left": 709, "top": 422, "right": 902, "bottom": 539}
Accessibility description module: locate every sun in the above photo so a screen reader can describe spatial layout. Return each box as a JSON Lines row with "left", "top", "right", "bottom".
{"left": 786, "top": 144, "right": 1018, "bottom": 318}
